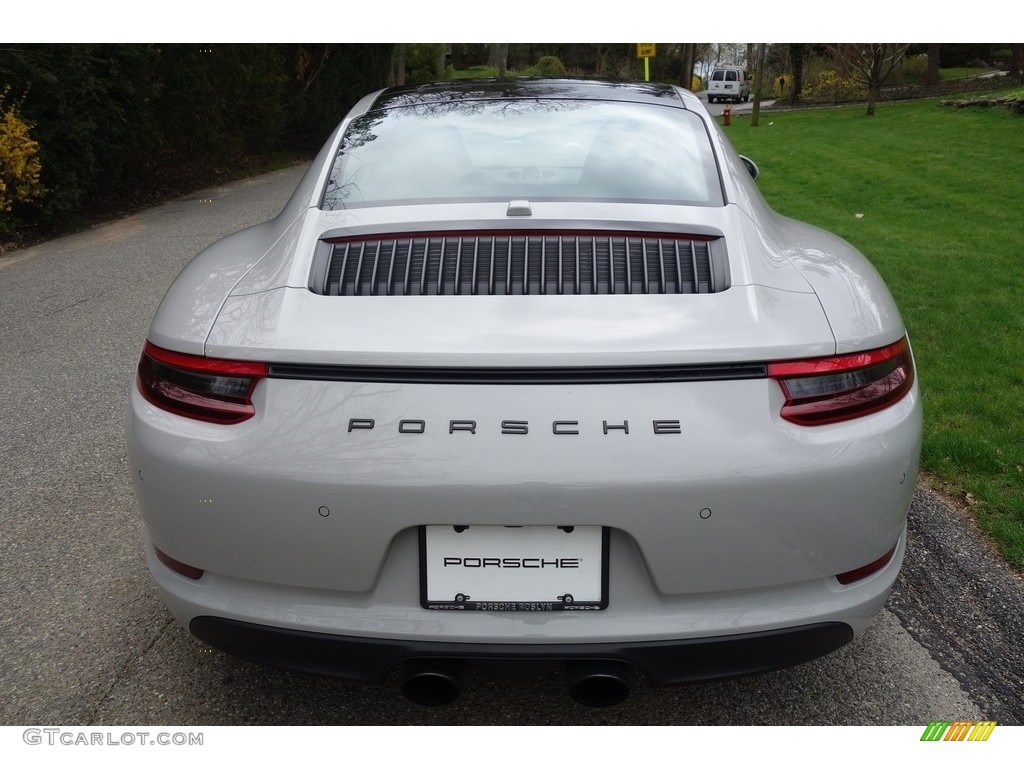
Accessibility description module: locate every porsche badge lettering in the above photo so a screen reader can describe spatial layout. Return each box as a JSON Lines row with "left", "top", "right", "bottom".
{"left": 347, "top": 418, "right": 681, "bottom": 435}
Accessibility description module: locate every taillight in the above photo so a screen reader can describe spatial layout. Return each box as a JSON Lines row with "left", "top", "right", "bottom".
{"left": 154, "top": 545, "right": 205, "bottom": 580}
{"left": 768, "top": 337, "right": 915, "bottom": 426}
{"left": 137, "top": 341, "right": 267, "bottom": 424}
{"left": 836, "top": 543, "right": 898, "bottom": 585}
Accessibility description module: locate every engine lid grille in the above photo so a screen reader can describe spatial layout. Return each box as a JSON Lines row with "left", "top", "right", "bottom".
{"left": 312, "top": 232, "right": 729, "bottom": 297}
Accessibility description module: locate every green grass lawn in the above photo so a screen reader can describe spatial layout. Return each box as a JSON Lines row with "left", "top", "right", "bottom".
{"left": 726, "top": 94, "right": 1024, "bottom": 569}
{"left": 449, "top": 65, "right": 503, "bottom": 79}
{"left": 939, "top": 66, "right": 1003, "bottom": 80}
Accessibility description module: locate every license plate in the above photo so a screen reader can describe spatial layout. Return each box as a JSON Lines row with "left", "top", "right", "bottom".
{"left": 420, "top": 525, "right": 608, "bottom": 611}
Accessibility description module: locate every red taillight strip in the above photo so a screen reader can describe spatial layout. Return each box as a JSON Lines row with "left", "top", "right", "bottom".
{"left": 154, "top": 546, "right": 205, "bottom": 580}
{"left": 767, "top": 339, "right": 909, "bottom": 378}
{"left": 768, "top": 337, "right": 915, "bottom": 426}
{"left": 137, "top": 342, "right": 268, "bottom": 424}
{"left": 836, "top": 543, "right": 898, "bottom": 585}
{"left": 142, "top": 341, "right": 267, "bottom": 377}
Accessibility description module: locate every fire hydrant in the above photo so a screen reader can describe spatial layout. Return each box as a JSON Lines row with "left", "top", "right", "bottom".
{"left": 722, "top": 103, "right": 732, "bottom": 126}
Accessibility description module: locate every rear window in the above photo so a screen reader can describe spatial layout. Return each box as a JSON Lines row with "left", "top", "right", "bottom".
{"left": 712, "top": 69, "right": 744, "bottom": 83}
{"left": 321, "top": 99, "right": 723, "bottom": 209}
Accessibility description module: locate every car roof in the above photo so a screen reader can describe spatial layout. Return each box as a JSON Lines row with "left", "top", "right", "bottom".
{"left": 369, "top": 78, "right": 687, "bottom": 112}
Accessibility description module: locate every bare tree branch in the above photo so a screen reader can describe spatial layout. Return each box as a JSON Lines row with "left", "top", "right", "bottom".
{"left": 827, "top": 44, "right": 910, "bottom": 115}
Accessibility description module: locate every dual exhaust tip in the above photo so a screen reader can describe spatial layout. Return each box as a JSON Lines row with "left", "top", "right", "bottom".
{"left": 399, "top": 659, "right": 632, "bottom": 708}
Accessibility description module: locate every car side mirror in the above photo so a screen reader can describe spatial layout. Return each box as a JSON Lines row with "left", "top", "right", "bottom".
{"left": 739, "top": 155, "right": 760, "bottom": 182}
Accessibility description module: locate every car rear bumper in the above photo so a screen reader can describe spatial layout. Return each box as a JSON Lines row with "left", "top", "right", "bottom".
{"left": 147, "top": 523, "right": 904, "bottom": 678}
{"left": 189, "top": 614, "right": 854, "bottom": 685}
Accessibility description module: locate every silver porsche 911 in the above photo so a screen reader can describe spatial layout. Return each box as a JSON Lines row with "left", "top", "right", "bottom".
{"left": 128, "top": 79, "right": 922, "bottom": 707}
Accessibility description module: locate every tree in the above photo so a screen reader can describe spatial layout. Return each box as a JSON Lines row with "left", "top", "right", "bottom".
{"left": 788, "top": 44, "right": 808, "bottom": 101}
{"left": 0, "top": 43, "right": 394, "bottom": 229}
{"left": 401, "top": 44, "right": 445, "bottom": 84}
{"left": 927, "top": 44, "right": 940, "bottom": 87}
{"left": 392, "top": 44, "right": 407, "bottom": 86}
{"left": 0, "top": 44, "right": 163, "bottom": 217}
{"left": 488, "top": 44, "right": 508, "bottom": 77}
{"left": 1012, "top": 44, "right": 1023, "bottom": 84}
{"left": 828, "top": 44, "right": 910, "bottom": 115}
{"left": 0, "top": 88, "right": 46, "bottom": 229}
{"left": 684, "top": 44, "right": 713, "bottom": 90}
{"left": 682, "top": 44, "right": 697, "bottom": 90}
{"left": 751, "top": 44, "right": 766, "bottom": 127}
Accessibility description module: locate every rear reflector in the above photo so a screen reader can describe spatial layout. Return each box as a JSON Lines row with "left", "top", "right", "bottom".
{"left": 137, "top": 342, "right": 267, "bottom": 424}
{"left": 154, "top": 546, "right": 205, "bottom": 580}
{"left": 768, "top": 337, "right": 915, "bottom": 426}
{"left": 836, "top": 543, "right": 898, "bottom": 585}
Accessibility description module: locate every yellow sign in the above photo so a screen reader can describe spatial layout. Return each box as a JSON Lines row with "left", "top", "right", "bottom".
{"left": 636, "top": 44, "right": 656, "bottom": 59}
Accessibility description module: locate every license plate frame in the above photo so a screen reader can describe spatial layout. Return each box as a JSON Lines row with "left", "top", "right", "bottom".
{"left": 419, "top": 525, "right": 609, "bottom": 611}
